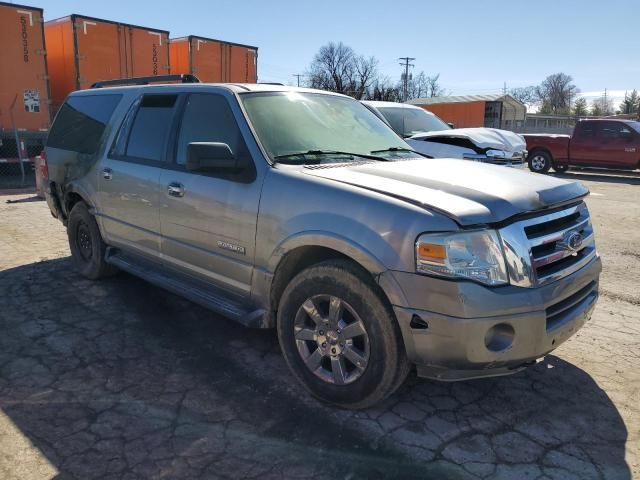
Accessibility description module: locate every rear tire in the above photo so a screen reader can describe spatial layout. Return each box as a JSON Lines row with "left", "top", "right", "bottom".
{"left": 67, "top": 202, "right": 117, "bottom": 280}
{"left": 528, "top": 151, "right": 552, "bottom": 173}
{"left": 277, "top": 260, "right": 410, "bottom": 409}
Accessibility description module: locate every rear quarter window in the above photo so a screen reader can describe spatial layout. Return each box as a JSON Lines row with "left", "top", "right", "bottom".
{"left": 47, "top": 95, "right": 122, "bottom": 154}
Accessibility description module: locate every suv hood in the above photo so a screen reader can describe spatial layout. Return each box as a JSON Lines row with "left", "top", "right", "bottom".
{"left": 302, "top": 158, "right": 588, "bottom": 226}
{"left": 411, "top": 128, "right": 526, "bottom": 152}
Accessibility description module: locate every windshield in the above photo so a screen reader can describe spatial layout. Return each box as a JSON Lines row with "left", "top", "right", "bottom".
{"left": 240, "top": 92, "right": 411, "bottom": 161}
{"left": 377, "top": 107, "right": 451, "bottom": 137}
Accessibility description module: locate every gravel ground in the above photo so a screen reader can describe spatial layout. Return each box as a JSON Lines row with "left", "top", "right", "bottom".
{"left": 0, "top": 169, "right": 638, "bottom": 480}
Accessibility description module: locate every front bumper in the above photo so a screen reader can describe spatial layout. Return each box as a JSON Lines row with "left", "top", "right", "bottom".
{"left": 382, "top": 255, "right": 601, "bottom": 381}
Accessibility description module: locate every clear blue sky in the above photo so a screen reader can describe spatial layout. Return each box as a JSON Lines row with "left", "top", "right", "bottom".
{"left": 29, "top": 0, "right": 639, "bottom": 101}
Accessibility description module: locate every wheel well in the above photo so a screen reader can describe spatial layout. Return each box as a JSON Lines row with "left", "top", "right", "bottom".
{"left": 64, "top": 192, "right": 85, "bottom": 216}
{"left": 269, "top": 246, "right": 380, "bottom": 326}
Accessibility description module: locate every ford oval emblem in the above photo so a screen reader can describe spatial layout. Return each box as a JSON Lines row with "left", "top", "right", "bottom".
{"left": 564, "top": 232, "right": 583, "bottom": 252}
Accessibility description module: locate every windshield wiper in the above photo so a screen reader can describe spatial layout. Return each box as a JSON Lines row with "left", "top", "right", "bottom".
{"left": 273, "top": 149, "right": 388, "bottom": 163}
{"left": 370, "top": 147, "right": 432, "bottom": 158}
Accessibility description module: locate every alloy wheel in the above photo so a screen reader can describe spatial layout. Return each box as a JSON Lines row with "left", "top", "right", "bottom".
{"left": 293, "top": 294, "right": 370, "bottom": 385}
{"left": 531, "top": 155, "right": 547, "bottom": 171}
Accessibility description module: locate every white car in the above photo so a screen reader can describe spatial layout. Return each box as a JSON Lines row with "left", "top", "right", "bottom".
{"left": 362, "top": 101, "right": 527, "bottom": 168}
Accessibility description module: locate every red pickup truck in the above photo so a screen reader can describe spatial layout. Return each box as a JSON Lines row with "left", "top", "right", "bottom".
{"left": 524, "top": 119, "right": 640, "bottom": 173}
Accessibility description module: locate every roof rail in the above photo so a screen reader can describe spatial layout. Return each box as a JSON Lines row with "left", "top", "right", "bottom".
{"left": 258, "top": 82, "right": 285, "bottom": 86}
{"left": 90, "top": 74, "right": 201, "bottom": 88}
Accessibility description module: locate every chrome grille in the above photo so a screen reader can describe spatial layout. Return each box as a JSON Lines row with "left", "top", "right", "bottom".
{"left": 500, "top": 202, "right": 597, "bottom": 287}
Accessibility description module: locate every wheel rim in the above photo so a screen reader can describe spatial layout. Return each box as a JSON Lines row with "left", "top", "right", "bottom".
{"left": 294, "top": 294, "right": 370, "bottom": 385}
{"left": 531, "top": 155, "right": 547, "bottom": 171}
{"left": 76, "top": 220, "right": 93, "bottom": 261}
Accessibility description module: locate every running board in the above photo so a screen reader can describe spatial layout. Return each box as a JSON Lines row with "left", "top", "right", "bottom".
{"left": 106, "top": 250, "right": 268, "bottom": 328}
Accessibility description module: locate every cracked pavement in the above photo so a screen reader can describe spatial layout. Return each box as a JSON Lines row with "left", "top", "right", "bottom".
{"left": 0, "top": 170, "right": 638, "bottom": 479}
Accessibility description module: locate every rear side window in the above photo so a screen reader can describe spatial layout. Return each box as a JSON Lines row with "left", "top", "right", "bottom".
{"left": 47, "top": 95, "right": 122, "bottom": 154}
{"left": 125, "top": 95, "right": 178, "bottom": 161}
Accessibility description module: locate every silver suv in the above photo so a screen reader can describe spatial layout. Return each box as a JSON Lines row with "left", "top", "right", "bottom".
{"left": 43, "top": 77, "right": 601, "bottom": 408}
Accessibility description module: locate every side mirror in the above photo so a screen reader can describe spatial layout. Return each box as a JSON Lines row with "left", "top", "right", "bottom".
{"left": 186, "top": 142, "right": 238, "bottom": 171}
{"left": 447, "top": 122, "right": 455, "bottom": 129}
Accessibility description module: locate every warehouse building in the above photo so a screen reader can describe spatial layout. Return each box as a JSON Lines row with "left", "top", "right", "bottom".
{"left": 407, "top": 94, "right": 526, "bottom": 129}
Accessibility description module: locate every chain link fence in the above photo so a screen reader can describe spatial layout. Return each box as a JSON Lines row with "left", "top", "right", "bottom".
{"left": 0, "top": 132, "right": 45, "bottom": 191}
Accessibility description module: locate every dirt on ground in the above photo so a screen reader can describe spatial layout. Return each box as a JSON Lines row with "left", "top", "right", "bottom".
{"left": 0, "top": 169, "right": 638, "bottom": 480}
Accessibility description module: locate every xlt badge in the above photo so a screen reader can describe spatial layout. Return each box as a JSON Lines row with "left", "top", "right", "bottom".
{"left": 217, "top": 241, "right": 246, "bottom": 255}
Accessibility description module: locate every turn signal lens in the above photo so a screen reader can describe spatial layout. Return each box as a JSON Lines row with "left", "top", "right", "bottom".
{"left": 418, "top": 243, "right": 446, "bottom": 261}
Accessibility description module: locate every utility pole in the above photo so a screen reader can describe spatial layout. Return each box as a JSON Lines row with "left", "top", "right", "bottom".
{"left": 603, "top": 88, "right": 608, "bottom": 115}
{"left": 292, "top": 74, "right": 303, "bottom": 87}
{"left": 399, "top": 57, "right": 415, "bottom": 102}
{"left": 503, "top": 82, "right": 507, "bottom": 96}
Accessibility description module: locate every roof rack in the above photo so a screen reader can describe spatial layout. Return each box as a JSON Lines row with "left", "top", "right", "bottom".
{"left": 91, "top": 74, "right": 200, "bottom": 89}
{"left": 258, "top": 82, "right": 285, "bottom": 86}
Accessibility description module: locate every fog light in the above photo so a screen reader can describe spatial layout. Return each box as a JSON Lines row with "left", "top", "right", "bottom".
{"left": 484, "top": 323, "right": 515, "bottom": 352}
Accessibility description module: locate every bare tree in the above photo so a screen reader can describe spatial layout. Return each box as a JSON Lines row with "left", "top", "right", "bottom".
{"left": 352, "top": 55, "right": 378, "bottom": 99}
{"left": 405, "top": 72, "right": 446, "bottom": 100}
{"left": 591, "top": 96, "right": 614, "bottom": 116}
{"left": 368, "top": 77, "right": 401, "bottom": 101}
{"left": 509, "top": 86, "right": 537, "bottom": 107}
{"left": 535, "top": 73, "right": 579, "bottom": 114}
{"left": 306, "top": 42, "right": 378, "bottom": 100}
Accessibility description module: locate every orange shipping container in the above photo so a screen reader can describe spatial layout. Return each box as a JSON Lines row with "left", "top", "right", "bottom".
{"left": 44, "top": 15, "right": 170, "bottom": 110}
{"left": 0, "top": 2, "right": 51, "bottom": 136}
{"left": 419, "top": 102, "right": 486, "bottom": 129}
{"left": 169, "top": 36, "right": 258, "bottom": 83}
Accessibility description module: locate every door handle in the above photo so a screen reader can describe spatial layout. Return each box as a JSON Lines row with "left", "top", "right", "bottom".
{"left": 102, "top": 168, "right": 112, "bottom": 180}
{"left": 167, "top": 182, "right": 185, "bottom": 197}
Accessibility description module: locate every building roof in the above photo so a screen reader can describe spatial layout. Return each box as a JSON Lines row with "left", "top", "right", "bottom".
{"left": 407, "top": 94, "right": 524, "bottom": 106}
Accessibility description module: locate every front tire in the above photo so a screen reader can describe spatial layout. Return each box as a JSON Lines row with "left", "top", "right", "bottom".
{"left": 277, "top": 260, "right": 410, "bottom": 409}
{"left": 528, "top": 151, "right": 552, "bottom": 173}
{"left": 67, "top": 202, "right": 117, "bottom": 280}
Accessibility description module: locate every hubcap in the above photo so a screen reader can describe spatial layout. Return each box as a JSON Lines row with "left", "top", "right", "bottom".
{"left": 531, "top": 155, "right": 546, "bottom": 171}
{"left": 293, "top": 294, "right": 370, "bottom": 385}
{"left": 76, "top": 220, "right": 93, "bottom": 261}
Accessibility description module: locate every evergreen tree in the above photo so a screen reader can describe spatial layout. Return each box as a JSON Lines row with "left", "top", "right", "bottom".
{"left": 619, "top": 90, "right": 639, "bottom": 114}
{"left": 573, "top": 97, "right": 588, "bottom": 116}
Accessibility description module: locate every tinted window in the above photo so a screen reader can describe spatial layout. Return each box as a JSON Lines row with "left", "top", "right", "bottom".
{"left": 47, "top": 95, "right": 122, "bottom": 154}
{"left": 600, "top": 122, "right": 633, "bottom": 139}
{"left": 126, "top": 95, "right": 177, "bottom": 161}
{"left": 176, "top": 94, "right": 247, "bottom": 165}
{"left": 575, "top": 122, "right": 597, "bottom": 139}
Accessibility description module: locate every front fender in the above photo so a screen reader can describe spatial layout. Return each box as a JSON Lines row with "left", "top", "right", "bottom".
{"left": 267, "top": 230, "right": 388, "bottom": 275}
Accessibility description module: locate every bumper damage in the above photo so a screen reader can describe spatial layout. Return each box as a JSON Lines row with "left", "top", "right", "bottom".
{"left": 384, "top": 256, "right": 602, "bottom": 381}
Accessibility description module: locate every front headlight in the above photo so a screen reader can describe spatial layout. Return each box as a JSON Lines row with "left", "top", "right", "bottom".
{"left": 485, "top": 149, "right": 507, "bottom": 159}
{"left": 416, "top": 230, "right": 508, "bottom": 286}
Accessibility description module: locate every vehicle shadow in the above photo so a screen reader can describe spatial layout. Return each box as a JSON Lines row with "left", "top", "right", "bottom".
{"left": 0, "top": 258, "right": 631, "bottom": 480}
{"left": 552, "top": 168, "right": 640, "bottom": 185}
{"left": 4, "top": 195, "right": 44, "bottom": 204}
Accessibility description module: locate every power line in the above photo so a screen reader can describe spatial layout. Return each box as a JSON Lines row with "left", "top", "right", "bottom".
{"left": 292, "top": 74, "right": 303, "bottom": 87}
{"left": 399, "top": 57, "right": 415, "bottom": 102}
